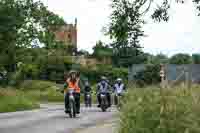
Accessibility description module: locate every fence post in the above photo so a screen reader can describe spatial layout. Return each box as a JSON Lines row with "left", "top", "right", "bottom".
{"left": 185, "top": 67, "right": 191, "bottom": 89}
{"left": 160, "top": 64, "right": 165, "bottom": 89}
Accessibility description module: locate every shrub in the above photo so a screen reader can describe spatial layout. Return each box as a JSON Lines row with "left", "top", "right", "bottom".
{"left": 80, "top": 65, "right": 128, "bottom": 84}
{"left": 134, "top": 64, "right": 161, "bottom": 87}
{"left": 39, "top": 88, "right": 64, "bottom": 102}
{"left": 119, "top": 86, "right": 200, "bottom": 133}
{"left": 21, "top": 64, "right": 40, "bottom": 79}
{"left": 8, "top": 71, "right": 24, "bottom": 87}
{"left": 19, "top": 80, "right": 64, "bottom": 102}
{"left": 20, "top": 80, "right": 57, "bottom": 91}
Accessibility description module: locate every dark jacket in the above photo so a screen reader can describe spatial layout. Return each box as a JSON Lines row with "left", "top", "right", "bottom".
{"left": 84, "top": 85, "right": 92, "bottom": 93}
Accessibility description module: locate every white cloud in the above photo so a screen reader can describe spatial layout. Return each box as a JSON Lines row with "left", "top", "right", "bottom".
{"left": 42, "top": 0, "right": 200, "bottom": 55}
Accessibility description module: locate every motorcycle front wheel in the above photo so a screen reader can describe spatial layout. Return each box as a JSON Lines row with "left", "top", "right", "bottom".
{"left": 69, "top": 100, "right": 76, "bottom": 118}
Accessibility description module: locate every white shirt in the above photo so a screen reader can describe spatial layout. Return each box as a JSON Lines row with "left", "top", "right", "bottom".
{"left": 114, "top": 83, "right": 124, "bottom": 94}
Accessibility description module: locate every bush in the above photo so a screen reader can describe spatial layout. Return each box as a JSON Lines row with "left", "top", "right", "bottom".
{"left": 20, "top": 80, "right": 64, "bottom": 102}
{"left": 20, "top": 80, "right": 58, "bottom": 91}
{"left": 80, "top": 65, "right": 128, "bottom": 84}
{"left": 39, "top": 88, "right": 64, "bottom": 102}
{"left": 119, "top": 86, "right": 200, "bottom": 133}
{"left": 9, "top": 71, "right": 24, "bottom": 87}
{"left": 134, "top": 64, "right": 161, "bottom": 87}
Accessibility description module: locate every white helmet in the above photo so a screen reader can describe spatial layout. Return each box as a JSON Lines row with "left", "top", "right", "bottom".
{"left": 116, "top": 78, "right": 122, "bottom": 82}
{"left": 101, "top": 76, "right": 107, "bottom": 81}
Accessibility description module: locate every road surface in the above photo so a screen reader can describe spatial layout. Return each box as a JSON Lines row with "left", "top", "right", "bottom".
{"left": 0, "top": 104, "right": 117, "bottom": 133}
{"left": 75, "top": 117, "right": 118, "bottom": 133}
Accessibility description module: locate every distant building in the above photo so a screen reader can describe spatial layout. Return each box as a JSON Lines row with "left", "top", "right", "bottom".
{"left": 53, "top": 18, "right": 77, "bottom": 50}
{"left": 71, "top": 55, "right": 112, "bottom": 68}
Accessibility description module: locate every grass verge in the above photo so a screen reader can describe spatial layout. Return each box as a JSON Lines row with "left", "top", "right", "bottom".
{"left": 20, "top": 80, "right": 64, "bottom": 103}
{"left": 0, "top": 80, "right": 99, "bottom": 113}
{"left": 119, "top": 85, "right": 200, "bottom": 133}
{"left": 0, "top": 89, "right": 39, "bottom": 113}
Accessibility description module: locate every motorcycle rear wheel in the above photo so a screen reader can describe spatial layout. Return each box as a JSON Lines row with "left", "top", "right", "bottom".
{"left": 101, "top": 98, "right": 107, "bottom": 112}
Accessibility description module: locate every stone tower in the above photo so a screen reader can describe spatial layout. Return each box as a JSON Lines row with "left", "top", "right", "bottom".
{"left": 53, "top": 18, "right": 77, "bottom": 50}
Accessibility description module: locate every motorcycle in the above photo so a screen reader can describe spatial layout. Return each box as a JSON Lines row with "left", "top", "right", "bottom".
{"left": 85, "top": 92, "right": 92, "bottom": 108}
{"left": 114, "top": 93, "right": 122, "bottom": 109}
{"left": 100, "top": 92, "right": 109, "bottom": 112}
{"left": 68, "top": 89, "right": 76, "bottom": 118}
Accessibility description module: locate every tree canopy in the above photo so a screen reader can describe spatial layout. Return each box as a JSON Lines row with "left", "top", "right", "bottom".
{"left": 107, "top": 0, "right": 200, "bottom": 67}
{"left": 192, "top": 54, "right": 200, "bottom": 64}
{"left": 108, "top": 0, "right": 144, "bottom": 67}
{"left": 169, "top": 53, "right": 192, "bottom": 64}
{"left": 92, "top": 40, "right": 113, "bottom": 60}
{"left": 0, "top": 0, "right": 66, "bottom": 72}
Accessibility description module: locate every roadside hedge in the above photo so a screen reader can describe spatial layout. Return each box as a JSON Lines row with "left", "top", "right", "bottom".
{"left": 80, "top": 65, "right": 128, "bottom": 84}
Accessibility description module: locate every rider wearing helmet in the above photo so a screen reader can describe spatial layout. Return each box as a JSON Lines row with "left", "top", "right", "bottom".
{"left": 113, "top": 78, "right": 126, "bottom": 94}
{"left": 84, "top": 79, "right": 91, "bottom": 92}
{"left": 84, "top": 79, "right": 92, "bottom": 104}
{"left": 96, "top": 76, "right": 111, "bottom": 108}
{"left": 113, "top": 78, "right": 126, "bottom": 105}
{"left": 63, "top": 70, "right": 81, "bottom": 114}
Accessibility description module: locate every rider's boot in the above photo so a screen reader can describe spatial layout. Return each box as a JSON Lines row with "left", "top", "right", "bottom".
{"left": 97, "top": 94, "right": 101, "bottom": 108}
{"left": 65, "top": 108, "right": 69, "bottom": 114}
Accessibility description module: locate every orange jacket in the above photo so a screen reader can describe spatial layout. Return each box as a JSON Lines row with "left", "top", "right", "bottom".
{"left": 65, "top": 79, "right": 80, "bottom": 93}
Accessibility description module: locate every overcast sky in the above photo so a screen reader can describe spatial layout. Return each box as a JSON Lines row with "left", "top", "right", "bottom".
{"left": 42, "top": 0, "right": 200, "bottom": 56}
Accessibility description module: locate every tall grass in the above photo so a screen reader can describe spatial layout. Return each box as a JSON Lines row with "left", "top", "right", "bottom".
{"left": 119, "top": 86, "right": 200, "bottom": 133}
{"left": 20, "top": 80, "right": 64, "bottom": 102}
{"left": 0, "top": 80, "right": 99, "bottom": 113}
{"left": 0, "top": 89, "right": 39, "bottom": 113}
{"left": 0, "top": 80, "right": 63, "bottom": 113}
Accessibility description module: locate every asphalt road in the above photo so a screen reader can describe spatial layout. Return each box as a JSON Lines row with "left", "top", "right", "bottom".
{"left": 0, "top": 104, "right": 117, "bottom": 133}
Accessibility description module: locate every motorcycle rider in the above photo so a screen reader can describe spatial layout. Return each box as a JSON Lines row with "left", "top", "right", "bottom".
{"left": 113, "top": 78, "right": 126, "bottom": 105}
{"left": 96, "top": 76, "right": 111, "bottom": 108}
{"left": 84, "top": 79, "right": 92, "bottom": 106}
{"left": 63, "top": 70, "right": 81, "bottom": 114}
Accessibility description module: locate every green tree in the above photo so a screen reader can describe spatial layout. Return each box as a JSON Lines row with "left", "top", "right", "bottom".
{"left": 147, "top": 53, "right": 168, "bottom": 64}
{"left": 92, "top": 41, "right": 113, "bottom": 61}
{"left": 134, "top": 64, "right": 161, "bottom": 87}
{"left": 107, "top": 0, "right": 200, "bottom": 67}
{"left": 169, "top": 53, "right": 192, "bottom": 64}
{"left": 109, "top": 0, "right": 200, "bottom": 23}
{"left": 0, "top": 0, "right": 65, "bottom": 74}
{"left": 192, "top": 53, "right": 200, "bottom": 64}
{"left": 108, "top": 0, "right": 145, "bottom": 67}
{"left": 77, "top": 49, "right": 90, "bottom": 56}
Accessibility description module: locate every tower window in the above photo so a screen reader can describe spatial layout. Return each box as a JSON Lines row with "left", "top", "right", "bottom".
{"left": 68, "top": 34, "right": 71, "bottom": 39}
